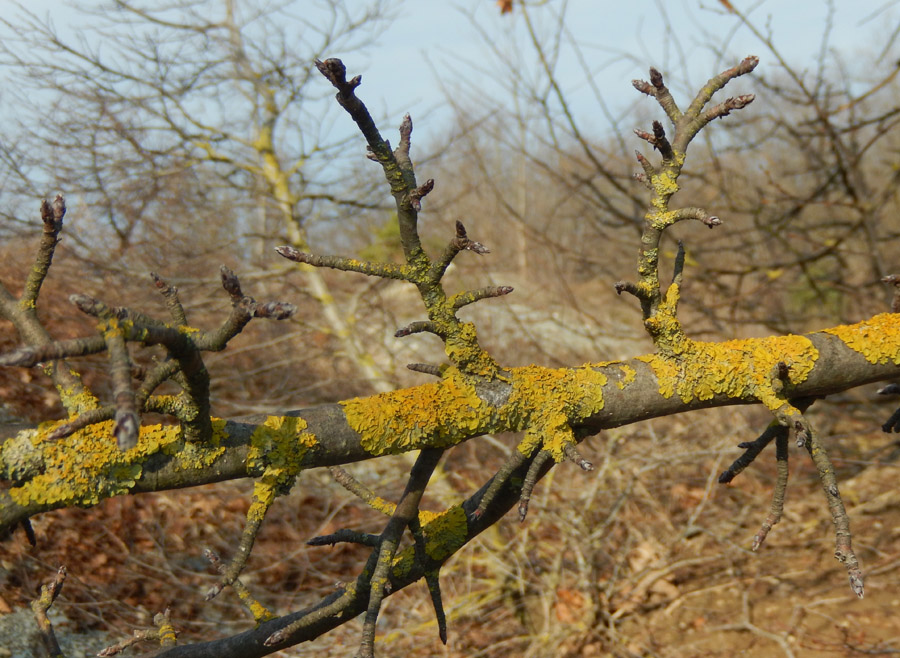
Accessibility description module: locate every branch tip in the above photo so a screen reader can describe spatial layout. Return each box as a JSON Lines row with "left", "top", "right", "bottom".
{"left": 220, "top": 265, "right": 242, "bottom": 299}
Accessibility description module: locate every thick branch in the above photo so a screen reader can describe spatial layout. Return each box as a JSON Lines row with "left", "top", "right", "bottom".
{"left": 4, "top": 318, "right": 899, "bottom": 535}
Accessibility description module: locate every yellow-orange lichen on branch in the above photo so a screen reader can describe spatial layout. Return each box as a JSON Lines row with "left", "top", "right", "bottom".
{"left": 639, "top": 333, "right": 819, "bottom": 409}
{"left": 823, "top": 313, "right": 900, "bottom": 365}
{"left": 7, "top": 419, "right": 228, "bottom": 509}
{"left": 341, "top": 369, "right": 490, "bottom": 455}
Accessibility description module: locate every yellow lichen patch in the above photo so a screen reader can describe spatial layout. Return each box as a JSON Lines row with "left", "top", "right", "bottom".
{"left": 56, "top": 385, "right": 100, "bottom": 416}
{"left": 504, "top": 363, "right": 607, "bottom": 462}
{"left": 10, "top": 421, "right": 166, "bottom": 507}
{"left": 248, "top": 477, "right": 278, "bottom": 522}
{"left": 244, "top": 598, "right": 275, "bottom": 624}
{"left": 248, "top": 415, "right": 316, "bottom": 492}
{"left": 822, "top": 313, "right": 900, "bottom": 365}
{"left": 638, "top": 334, "right": 819, "bottom": 408}
{"left": 157, "top": 617, "right": 177, "bottom": 645}
{"left": 389, "top": 504, "right": 470, "bottom": 580}
{"left": 516, "top": 418, "right": 573, "bottom": 462}
{"left": 443, "top": 322, "right": 500, "bottom": 378}
{"left": 616, "top": 364, "right": 637, "bottom": 389}
{"left": 506, "top": 364, "right": 608, "bottom": 425}
{"left": 416, "top": 504, "right": 469, "bottom": 562}
{"left": 341, "top": 369, "right": 490, "bottom": 456}
{"left": 652, "top": 170, "right": 680, "bottom": 198}
{"left": 9, "top": 418, "right": 229, "bottom": 509}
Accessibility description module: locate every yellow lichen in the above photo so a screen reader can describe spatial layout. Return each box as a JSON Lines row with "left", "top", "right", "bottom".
{"left": 443, "top": 322, "right": 500, "bottom": 378}
{"left": 822, "top": 313, "right": 900, "bottom": 365}
{"left": 341, "top": 369, "right": 489, "bottom": 455}
{"left": 248, "top": 415, "right": 316, "bottom": 492}
{"left": 616, "top": 364, "right": 637, "bottom": 389}
{"left": 652, "top": 171, "right": 680, "bottom": 197}
{"left": 638, "top": 334, "right": 819, "bottom": 410}
{"left": 416, "top": 504, "right": 469, "bottom": 562}
{"left": 506, "top": 363, "right": 607, "bottom": 462}
{"left": 9, "top": 418, "right": 228, "bottom": 508}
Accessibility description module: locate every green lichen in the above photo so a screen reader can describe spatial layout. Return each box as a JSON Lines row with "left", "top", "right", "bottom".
{"left": 248, "top": 415, "right": 316, "bottom": 493}
{"left": 419, "top": 504, "right": 468, "bottom": 561}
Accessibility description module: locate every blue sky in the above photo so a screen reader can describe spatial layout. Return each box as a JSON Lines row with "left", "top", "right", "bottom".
{"left": 362, "top": 1, "right": 899, "bottom": 140}
{"left": 10, "top": 1, "right": 900, "bottom": 144}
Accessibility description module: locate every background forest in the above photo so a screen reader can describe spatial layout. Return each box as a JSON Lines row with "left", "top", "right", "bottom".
{"left": 3, "top": 1, "right": 900, "bottom": 656}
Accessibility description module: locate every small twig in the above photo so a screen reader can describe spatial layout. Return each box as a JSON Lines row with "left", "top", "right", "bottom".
{"left": 328, "top": 466, "right": 396, "bottom": 516}
{"left": 752, "top": 434, "right": 789, "bottom": 551}
{"left": 135, "top": 360, "right": 182, "bottom": 407}
{"left": 307, "top": 529, "right": 381, "bottom": 547}
{"left": 634, "top": 149, "right": 656, "bottom": 177}
{"left": 409, "top": 178, "right": 434, "bottom": 212}
{"left": 46, "top": 407, "right": 116, "bottom": 441}
{"left": 563, "top": 442, "right": 593, "bottom": 471}
{"left": 69, "top": 295, "right": 140, "bottom": 450}
{"left": 614, "top": 280, "right": 641, "bottom": 299}
{"left": 719, "top": 397, "right": 815, "bottom": 485}
{"left": 676, "top": 56, "right": 760, "bottom": 152}
{"left": 651, "top": 120, "right": 674, "bottom": 161}
{"left": 356, "top": 448, "right": 445, "bottom": 658}
{"left": 632, "top": 67, "right": 683, "bottom": 122}
{"left": 473, "top": 449, "right": 527, "bottom": 519}
{"left": 0, "top": 335, "right": 107, "bottom": 367}
{"left": 408, "top": 515, "right": 448, "bottom": 644}
{"left": 430, "top": 220, "right": 491, "bottom": 282}
{"left": 206, "top": 476, "right": 280, "bottom": 600}
{"left": 668, "top": 207, "right": 722, "bottom": 228}
{"left": 882, "top": 273, "right": 900, "bottom": 313}
{"left": 450, "top": 286, "right": 514, "bottom": 310}
{"left": 671, "top": 241, "right": 686, "bottom": 287}
{"left": 275, "top": 246, "right": 408, "bottom": 281}
{"left": 395, "top": 321, "right": 440, "bottom": 338}
{"left": 719, "top": 424, "right": 781, "bottom": 483}
{"left": 31, "top": 565, "right": 66, "bottom": 658}
{"left": 21, "top": 195, "right": 66, "bottom": 309}
{"left": 406, "top": 363, "right": 444, "bottom": 377}
{"left": 21, "top": 518, "right": 36, "bottom": 547}
{"left": 151, "top": 272, "right": 188, "bottom": 326}
{"left": 701, "top": 94, "right": 756, "bottom": 124}
{"left": 204, "top": 549, "right": 275, "bottom": 623}
{"left": 154, "top": 608, "right": 177, "bottom": 647}
{"left": 98, "top": 629, "right": 160, "bottom": 656}
{"left": 804, "top": 426, "right": 865, "bottom": 597}
{"left": 424, "top": 570, "right": 448, "bottom": 644}
{"left": 519, "top": 450, "right": 553, "bottom": 521}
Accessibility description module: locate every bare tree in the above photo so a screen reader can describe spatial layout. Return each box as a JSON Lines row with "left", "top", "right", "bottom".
{"left": 0, "top": 0, "right": 400, "bottom": 407}
{"left": 436, "top": 0, "right": 900, "bottom": 344}
{"left": 3, "top": 47, "right": 900, "bottom": 656}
